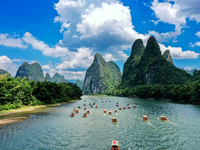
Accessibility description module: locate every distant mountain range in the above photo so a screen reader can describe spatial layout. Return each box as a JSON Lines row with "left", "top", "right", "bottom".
{"left": 181, "top": 68, "right": 197, "bottom": 75}
{"left": 45, "top": 72, "right": 67, "bottom": 83}
{"left": 82, "top": 36, "right": 194, "bottom": 95}
{"left": 0, "top": 62, "right": 68, "bottom": 83}
{"left": 0, "top": 36, "right": 199, "bottom": 94}
{"left": 74, "top": 79, "right": 84, "bottom": 90}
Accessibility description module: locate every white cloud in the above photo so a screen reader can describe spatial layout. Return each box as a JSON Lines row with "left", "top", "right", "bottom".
{"left": 12, "top": 59, "right": 22, "bottom": 62}
{"left": 54, "top": 0, "right": 149, "bottom": 54}
{"left": 149, "top": 25, "right": 181, "bottom": 42}
{"left": 195, "top": 31, "right": 200, "bottom": 38}
{"left": 22, "top": 32, "right": 68, "bottom": 57}
{"left": 104, "top": 53, "right": 117, "bottom": 61}
{"left": 190, "top": 41, "right": 200, "bottom": 47}
{"left": 60, "top": 22, "right": 70, "bottom": 33}
{"left": 104, "top": 51, "right": 128, "bottom": 62}
{"left": 57, "top": 70, "right": 86, "bottom": 80}
{"left": 56, "top": 47, "right": 93, "bottom": 69}
{"left": 0, "top": 33, "right": 27, "bottom": 48}
{"left": 42, "top": 65, "right": 52, "bottom": 70}
{"left": 159, "top": 43, "right": 200, "bottom": 59}
{"left": 151, "top": 0, "right": 200, "bottom": 24}
{"left": 150, "top": 0, "right": 200, "bottom": 41}
{"left": 0, "top": 55, "right": 18, "bottom": 76}
{"left": 42, "top": 63, "right": 86, "bottom": 80}
{"left": 151, "top": 0, "right": 186, "bottom": 25}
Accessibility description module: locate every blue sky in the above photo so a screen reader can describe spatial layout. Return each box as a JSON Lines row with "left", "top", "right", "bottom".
{"left": 0, "top": 0, "right": 200, "bottom": 80}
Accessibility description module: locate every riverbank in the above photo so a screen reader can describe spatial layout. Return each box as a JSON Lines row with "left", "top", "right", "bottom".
{"left": 0, "top": 99, "right": 79, "bottom": 126}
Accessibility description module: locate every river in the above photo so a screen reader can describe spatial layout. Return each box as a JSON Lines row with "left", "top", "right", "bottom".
{"left": 0, "top": 96, "right": 200, "bottom": 150}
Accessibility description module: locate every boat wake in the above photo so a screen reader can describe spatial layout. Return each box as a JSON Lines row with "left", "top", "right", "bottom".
{"left": 168, "top": 121, "right": 178, "bottom": 126}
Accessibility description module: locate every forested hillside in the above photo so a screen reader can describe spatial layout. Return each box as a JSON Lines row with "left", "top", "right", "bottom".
{"left": 0, "top": 74, "right": 82, "bottom": 111}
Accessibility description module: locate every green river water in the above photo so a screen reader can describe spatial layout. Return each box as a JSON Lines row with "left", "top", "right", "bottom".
{"left": 0, "top": 96, "right": 200, "bottom": 150}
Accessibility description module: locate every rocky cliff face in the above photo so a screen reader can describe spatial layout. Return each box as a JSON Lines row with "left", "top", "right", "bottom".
{"left": 15, "top": 62, "right": 45, "bottom": 82}
{"left": 163, "top": 50, "right": 173, "bottom": 64}
{"left": 121, "top": 36, "right": 191, "bottom": 86}
{"left": 82, "top": 53, "right": 121, "bottom": 95}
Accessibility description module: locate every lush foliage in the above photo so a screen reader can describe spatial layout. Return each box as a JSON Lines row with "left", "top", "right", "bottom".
{"left": 82, "top": 53, "right": 121, "bottom": 95}
{"left": 109, "top": 82, "right": 200, "bottom": 104}
{"left": 15, "top": 62, "right": 45, "bottom": 82}
{"left": 0, "top": 74, "right": 82, "bottom": 111}
{"left": 121, "top": 36, "right": 190, "bottom": 87}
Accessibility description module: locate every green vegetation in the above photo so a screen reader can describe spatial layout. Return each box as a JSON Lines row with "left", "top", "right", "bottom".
{"left": 110, "top": 36, "right": 200, "bottom": 104}
{"left": 15, "top": 62, "right": 45, "bottom": 82}
{"left": 163, "top": 50, "right": 173, "bottom": 64}
{"left": 82, "top": 53, "right": 121, "bottom": 95}
{"left": 0, "top": 69, "right": 11, "bottom": 76}
{"left": 109, "top": 82, "right": 200, "bottom": 104}
{"left": 121, "top": 36, "right": 190, "bottom": 87}
{"left": 0, "top": 74, "right": 82, "bottom": 111}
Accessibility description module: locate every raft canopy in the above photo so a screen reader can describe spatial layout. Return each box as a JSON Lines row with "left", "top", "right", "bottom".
{"left": 160, "top": 115, "right": 166, "bottom": 118}
{"left": 111, "top": 140, "right": 119, "bottom": 146}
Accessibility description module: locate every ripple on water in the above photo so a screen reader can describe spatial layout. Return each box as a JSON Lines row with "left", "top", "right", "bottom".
{"left": 0, "top": 96, "right": 200, "bottom": 150}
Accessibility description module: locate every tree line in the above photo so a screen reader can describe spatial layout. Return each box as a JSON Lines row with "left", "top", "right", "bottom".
{"left": 0, "top": 74, "right": 82, "bottom": 111}
{"left": 108, "top": 82, "right": 200, "bottom": 104}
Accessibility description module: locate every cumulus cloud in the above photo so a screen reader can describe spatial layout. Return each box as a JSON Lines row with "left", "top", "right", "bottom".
{"left": 56, "top": 47, "right": 93, "bottom": 69}
{"left": 42, "top": 63, "right": 86, "bottom": 80}
{"left": 151, "top": 0, "right": 200, "bottom": 24}
{"left": 159, "top": 43, "right": 200, "bottom": 59}
{"left": 0, "top": 33, "right": 27, "bottom": 48}
{"left": 54, "top": 0, "right": 148, "bottom": 52}
{"left": 104, "top": 53, "right": 117, "bottom": 61}
{"left": 0, "top": 55, "right": 18, "bottom": 76}
{"left": 150, "top": 0, "right": 200, "bottom": 41}
{"left": 151, "top": 0, "right": 186, "bottom": 25}
{"left": 104, "top": 51, "right": 128, "bottom": 62}
{"left": 22, "top": 32, "right": 68, "bottom": 57}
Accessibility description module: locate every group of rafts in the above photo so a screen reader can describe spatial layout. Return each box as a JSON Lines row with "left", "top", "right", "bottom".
{"left": 70, "top": 98, "right": 168, "bottom": 150}
{"left": 143, "top": 115, "right": 168, "bottom": 122}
